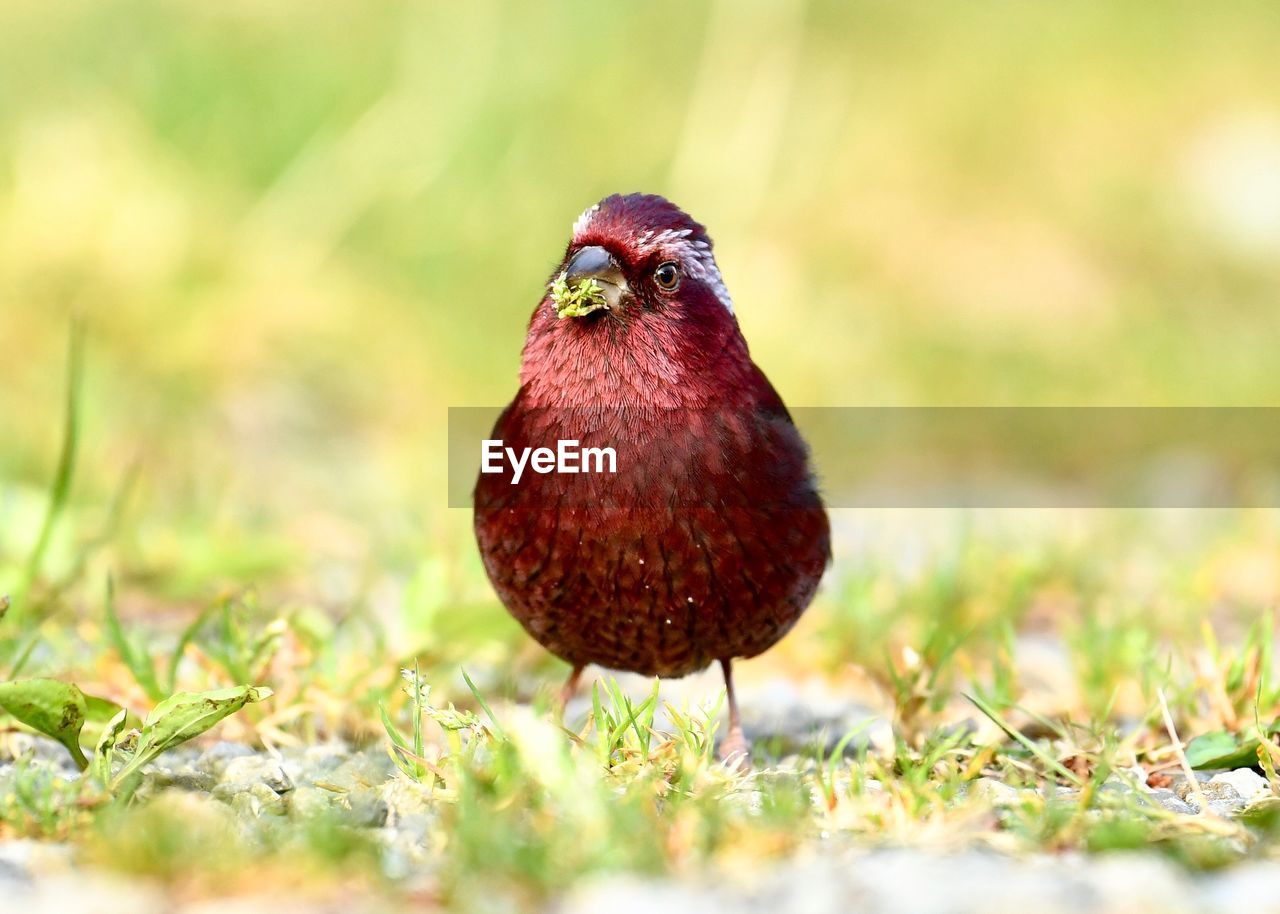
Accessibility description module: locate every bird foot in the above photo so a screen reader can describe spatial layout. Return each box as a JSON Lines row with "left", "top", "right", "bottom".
{"left": 717, "top": 727, "right": 752, "bottom": 772}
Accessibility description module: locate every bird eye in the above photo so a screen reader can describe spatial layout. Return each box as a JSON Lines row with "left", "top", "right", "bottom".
{"left": 653, "top": 261, "right": 680, "bottom": 291}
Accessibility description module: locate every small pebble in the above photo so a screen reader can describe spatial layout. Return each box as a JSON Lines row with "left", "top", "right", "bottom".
{"left": 1149, "top": 788, "right": 1198, "bottom": 815}
{"left": 218, "top": 756, "right": 295, "bottom": 795}
{"left": 1208, "top": 768, "right": 1271, "bottom": 803}
{"left": 970, "top": 777, "right": 1025, "bottom": 807}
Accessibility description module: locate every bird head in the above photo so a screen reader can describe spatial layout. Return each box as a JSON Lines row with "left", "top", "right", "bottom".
{"left": 549, "top": 193, "right": 735, "bottom": 321}
{"left": 520, "top": 193, "right": 753, "bottom": 407}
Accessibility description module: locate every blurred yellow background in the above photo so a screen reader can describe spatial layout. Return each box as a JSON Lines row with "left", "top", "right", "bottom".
{"left": 2, "top": 0, "right": 1280, "bottom": 661}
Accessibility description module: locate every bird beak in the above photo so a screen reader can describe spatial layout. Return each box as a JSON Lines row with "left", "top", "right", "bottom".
{"left": 563, "top": 245, "right": 629, "bottom": 312}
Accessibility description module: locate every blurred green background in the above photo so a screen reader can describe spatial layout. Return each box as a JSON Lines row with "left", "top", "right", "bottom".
{"left": 2, "top": 0, "right": 1280, "bottom": 674}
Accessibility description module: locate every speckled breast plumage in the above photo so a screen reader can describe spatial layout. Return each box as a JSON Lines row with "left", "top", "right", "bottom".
{"left": 473, "top": 397, "right": 831, "bottom": 678}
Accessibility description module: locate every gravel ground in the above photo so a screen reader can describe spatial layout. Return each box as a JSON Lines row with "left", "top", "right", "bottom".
{"left": 559, "top": 849, "right": 1280, "bottom": 914}
{"left": 8, "top": 838, "right": 1280, "bottom": 914}
{"left": 2, "top": 697, "right": 1279, "bottom": 913}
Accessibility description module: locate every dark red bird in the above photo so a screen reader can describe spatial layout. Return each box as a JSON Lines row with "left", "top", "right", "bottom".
{"left": 474, "top": 193, "right": 830, "bottom": 761}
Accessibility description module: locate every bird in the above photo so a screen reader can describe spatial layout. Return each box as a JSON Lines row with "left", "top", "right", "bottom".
{"left": 473, "top": 193, "right": 830, "bottom": 763}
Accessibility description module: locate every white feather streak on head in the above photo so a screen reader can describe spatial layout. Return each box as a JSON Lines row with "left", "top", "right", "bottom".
{"left": 571, "top": 203, "right": 599, "bottom": 239}
{"left": 638, "top": 231, "right": 734, "bottom": 314}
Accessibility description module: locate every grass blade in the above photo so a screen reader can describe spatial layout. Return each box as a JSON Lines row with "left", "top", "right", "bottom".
{"left": 461, "top": 667, "right": 505, "bottom": 740}
{"left": 967, "top": 691, "right": 1083, "bottom": 787}
{"left": 24, "top": 318, "right": 85, "bottom": 592}
{"left": 167, "top": 605, "right": 215, "bottom": 693}
{"left": 5, "top": 631, "right": 42, "bottom": 680}
{"left": 104, "top": 576, "right": 164, "bottom": 701}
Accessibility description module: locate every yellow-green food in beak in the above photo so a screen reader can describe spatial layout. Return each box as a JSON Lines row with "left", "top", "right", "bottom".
{"left": 550, "top": 271, "right": 610, "bottom": 319}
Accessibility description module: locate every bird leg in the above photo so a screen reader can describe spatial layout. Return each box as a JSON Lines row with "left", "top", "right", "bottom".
{"left": 557, "top": 664, "right": 584, "bottom": 713}
{"left": 718, "top": 658, "right": 751, "bottom": 769}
